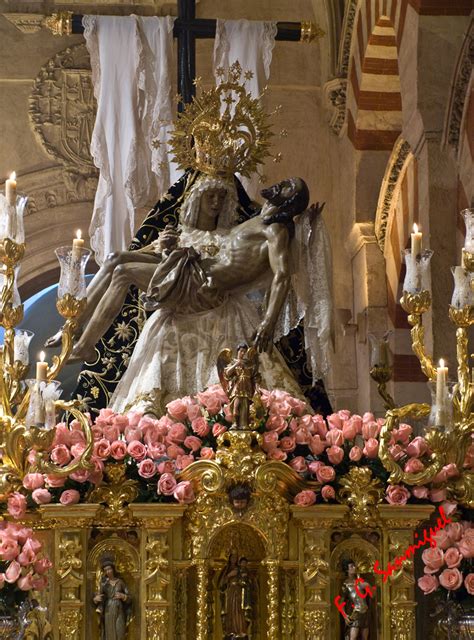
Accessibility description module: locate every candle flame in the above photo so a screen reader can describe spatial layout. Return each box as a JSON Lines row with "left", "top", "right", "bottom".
{"left": 39, "top": 351, "right": 45, "bottom": 363}
{"left": 413, "top": 223, "right": 419, "bottom": 233}
{"left": 439, "top": 358, "right": 445, "bottom": 368}
{"left": 76, "top": 229, "right": 82, "bottom": 240}
{"left": 9, "top": 172, "right": 16, "bottom": 181}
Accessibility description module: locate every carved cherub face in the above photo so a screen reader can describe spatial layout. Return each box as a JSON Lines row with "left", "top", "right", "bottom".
{"left": 200, "top": 187, "right": 228, "bottom": 219}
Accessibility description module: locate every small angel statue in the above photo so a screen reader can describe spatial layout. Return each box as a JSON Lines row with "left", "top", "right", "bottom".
{"left": 217, "top": 344, "right": 259, "bottom": 431}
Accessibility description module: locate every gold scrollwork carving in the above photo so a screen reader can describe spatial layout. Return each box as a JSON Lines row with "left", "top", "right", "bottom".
{"left": 391, "top": 606, "right": 416, "bottom": 640}
{"left": 88, "top": 463, "right": 139, "bottom": 527}
{"left": 146, "top": 608, "right": 168, "bottom": 640}
{"left": 302, "top": 529, "right": 329, "bottom": 605}
{"left": 303, "top": 609, "right": 329, "bottom": 639}
{"left": 146, "top": 533, "right": 170, "bottom": 602}
{"left": 58, "top": 608, "right": 82, "bottom": 639}
{"left": 337, "top": 466, "right": 384, "bottom": 527}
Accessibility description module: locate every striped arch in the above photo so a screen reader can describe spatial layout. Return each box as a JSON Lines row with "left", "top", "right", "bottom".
{"left": 375, "top": 139, "right": 427, "bottom": 400}
{"left": 346, "top": 0, "right": 409, "bottom": 150}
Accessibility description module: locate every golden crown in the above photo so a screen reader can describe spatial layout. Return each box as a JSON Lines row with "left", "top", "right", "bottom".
{"left": 168, "top": 62, "right": 276, "bottom": 180}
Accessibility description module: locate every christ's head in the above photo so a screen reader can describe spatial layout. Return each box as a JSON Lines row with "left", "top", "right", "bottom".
{"left": 261, "top": 177, "right": 310, "bottom": 225}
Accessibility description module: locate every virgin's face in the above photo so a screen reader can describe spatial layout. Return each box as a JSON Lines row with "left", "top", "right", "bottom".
{"left": 104, "top": 565, "right": 115, "bottom": 579}
{"left": 199, "top": 187, "right": 228, "bottom": 219}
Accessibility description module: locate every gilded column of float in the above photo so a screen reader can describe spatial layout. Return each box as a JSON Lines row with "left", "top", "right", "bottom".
{"left": 301, "top": 525, "right": 330, "bottom": 639}
{"left": 195, "top": 559, "right": 209, "bottom": 640}
{"left": 55, "top": 528, "right": 87, "bottom": 640}
{"left": 264, "top": 559, "right": 280, "bottom": 639}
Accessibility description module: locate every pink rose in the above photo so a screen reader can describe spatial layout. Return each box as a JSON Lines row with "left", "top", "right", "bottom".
{"left": 412, "top": 486, "right": 429, "bottom": 499}
{"left": 71, "top": 442, "right": 86, "bottom": 459}
{"left": 326, "top": 414, "right": 342, "bottom": 430}
{"left": 295, "top": 428, "right": 311, "bottom": 445}
{"left": 265, "top": 415, "right": 287, "bottom": 433}
{"left": 362, "top": 421, "right": 379, "bottom": 440}
{"left": 91, "top": 426, "right": 103, "bottom": 441}
{"left": 457, "top": 532, "right": 474, "bottom": 558}
{"left": 0, "top": 538, "right": 19, "bottom": 561}
{"left": 441, "top": 501, "right": 458, "bottom": 517}
{"left": 362, "top": 411, "right": 375, "bottom": 423}
{"left": 422, "top": 547, "right": 444, "bottom": 572}
{"left": 22, "top": 473, "right": 44, "bottom": 491}
{"left": 432, "top": 529, "right": 452, "bottom": 550}
{"left": 45, "top": 474, "right": 66, "bottom": 488}
{"left": 338, "top": 409, "right": 351, "bottom": 420}
{"left": 138, "top": 459, "right": 157, "bottom": 479}
{"left": 127, "top": 440, "right": 147, "bottom": 461}
{"left": 184, "top": 436, "right": 202, "bottom": 453}
{"left": 7, "top": 493, "right": 27, "bottom": 520}
{"left": 326, "top": 429, "right": 343, "bottom": 447}
{"left": 167, "top": 423, "right": 187, "bottom": 444}
{"left": 52, "top": 423, "right": 71, "bottom": 447}
{"left": 439, "top": 568, "right": 463, "bottom": 590}
{"left": 445, "top": 523, "right": 464, "bottom": 542}
{"left": 289, "top": 456, "right": 307, "bottom": 473}
{"left": 432, "top": 468, "right": 448, "bottom": 484}
{"left": 308, "top": 460, "right": 324, "bottom": 474}
{"left": 262, "top": 431, "right": 279, "bottom": 451}
{"left": 418, "top": 574, "right": 439, "bottom": 594}
{"left": 363, "top": 438, "right": 379, "bottom": 459}
{"left": 443, "top": 463, "right": 459, "bottom": 479}
{"left": 348, "top": 415, "right": 362, "bottom": 435}
{"left": 167, "top": 444, "right": 185, "bottom": 459}
{"left": 98, "top": 408, "right": 115, "bottom": 422}
{"left": 404, "top": 458, "right": 425, "bottom": 473}
{"left": 267, "top": 448, "right": 287, "bottom": 461}
{"left": 316, "top": 465, "right": 336, "bottom": 483}
{"left": 102, "top": 424, "right": 120, "bottom": 442}
{"left": 212, "top": 423, "right": 227, "bottom": 438}
{"left": 51, "top": 444, "right": 71, "bottom": 466}
{"left": 17, "top": 540, "right": 36, "bottom": 566}
{"left": 200, "top": 447, "right": 215, "bottom": 460}
{"left": 326, "top": 445, "right": 344, "bottom": 465}
{"left": 406, "top": 436, "right": 428, "bottom": 458}
{"left": 18, "top": 572, "right": 36, "bottom": 591}
{"left": 109, "top": 440, "right": 128, "bottom": 460}
{"left": 187, "top": 404, "right": 202, "bottom": 421}
{"left": 59, "top": 489, "right": 80, "bottom": 505}
{"left": 32, "top": 489, "right": 52, "bottom": 505}
{"left": 294, "top": 490, "right": 316, "bottom": 506}
{"left": 444, "top": 547, "right": 462, "bottom": 568}
{"left": 321, "top": 485, "right": 336, "bottom": 501}
{"left": 4, "top": 560, "right": 21, "bottom": 583}
{"left": 395, "top": 423, "right": 413, "bottom": 444}
{"left": 112, "top": 414, "right": 129, "bottom": 431}
{"left": 386, "top": 485, "right": 410, "bottom": 505}
{"left": 126, "top": 411, "right": 142, "bottom": 427}
{"left": 147, "top": 443, "right": 167, "bottom": 459}
{"left": 158, "top": 473, "right": 177, "bottom": 496}
{"left": 280, "top": 436, "right": 296, "bottom": 453}
{"left": 191, "top": 417, "right": 210, "bottom": 437}
{"left": 34, "top": 557, "right": 53, "bottom": 575}
{"left": 124, "top": 426, "right": 143, "bottom": 443}
{"left": 203, "top": 395, "right": 223, "bottom": 415}
{"left": 166, "top": 399, "right": 188, "bottom": 421}
{"left": 173, "top": 481, "right": 195, "bottom": 504}
{"left": 309, "top": 435, "right": 326, "bottom": 456}
{"left": 312, "top": 415, "right": 328, "bottom": 438}
{"left": 389, "top": 444, "right": 405, "bottom": 461}
{"left": 342, "top": 421, "right": 357, "bottom": 440}
{"left": 94, "top": 439, "right": 111, "bottom": 460}
{"left": 158, "top": 460, "right": 175, "bottom": 474}
{"left": 349, "top": 446, "right": 363, "bottom": 462}
{"left": 430, "top": 488, "right": 447, "bottom": 503}
{"left": 464, "top": 573, "right": 474, "bottom": 595}
{"left": 176, "top": 454, "right": 195, "bottom": 470}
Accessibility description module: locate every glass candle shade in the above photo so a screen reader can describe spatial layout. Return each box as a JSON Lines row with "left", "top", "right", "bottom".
{"left": 368, "top": 331, "right": 393, "bottom": 367}
{"left": 451, "top": 266, "right": 474, "bottom": 308}
{"left": 402, "top": 249, "right": 434, "bottom": 294}
{"left": 0, "top": 265, "right": 21, "bottom": 308}
{"left": 55, "top": 246, "right": 91, "bottom": 299}
{"left": 428, "top": 380, "right": 454, "bottom": 431}
{"left": 0, "top": 194, "right": 27, "bottom": 244}
{"left": 14, "top": 330, "right": 34, "bottom": 365}
{"left": 461, "top": 208, "right": 474, "bottom": 253}
{"left": 25, "top": 379, "right": 62, "bottom": 429}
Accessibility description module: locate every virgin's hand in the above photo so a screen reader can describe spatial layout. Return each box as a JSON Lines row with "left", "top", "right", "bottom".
{"left": 156, "top": 228, "right": 179, "bottom": 251}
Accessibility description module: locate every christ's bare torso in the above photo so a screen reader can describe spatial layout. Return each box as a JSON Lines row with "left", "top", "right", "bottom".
{"left": 202, "top": 214, "right": 289, "bottom": 291}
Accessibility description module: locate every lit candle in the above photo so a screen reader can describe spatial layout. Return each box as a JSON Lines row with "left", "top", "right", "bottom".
{"left": 435, "top": 358, "right": 448, "bottom": 424}
{"left": 72, "top": 229, "right": 85, "bottom": 260}
{"left": 5, "top": 172, "right": 16, "bottom": 206}
{"left": 411, "top": 223, "right": 422, "bottom": 259}
{"left": 36, "top": 351, "right": 48, "bottom": 382}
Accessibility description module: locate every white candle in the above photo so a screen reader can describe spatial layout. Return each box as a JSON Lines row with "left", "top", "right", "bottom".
{"left": 5, "top": 172, "right": 16, "bottom": 206}
{"left": 36, "top": 351, "right": 48, "bottom": 382}
{"left": 72, "top": 229, "right": 85, "bottom": 260}
{"left": 435, "top": 358, "right": 448, "bottom": 424}
{"left": 411, "top": 223, "right": 422, "bottom": 259}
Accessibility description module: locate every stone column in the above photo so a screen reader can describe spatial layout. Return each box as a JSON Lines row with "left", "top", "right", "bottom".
{"left": 41, "top": 504, "right": 98, "bottom": 640}
{"left": 291, "top": 505, "right": 349, "bottom": 640}
{"left": 129, "top": 504, "right": 185, "bottom": 640}
{"left": 377, "top": 505, "right": 434, "bottom": 640}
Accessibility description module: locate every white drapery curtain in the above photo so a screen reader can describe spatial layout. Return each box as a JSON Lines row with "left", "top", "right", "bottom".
{"left": 83, "top": 15, "right": 176, "bottom": 264}
{"left": 213, "top": 19, "right": 277, "bottom": 200}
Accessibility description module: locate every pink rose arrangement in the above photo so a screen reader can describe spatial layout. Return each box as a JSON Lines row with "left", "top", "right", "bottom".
{"left": 418, "top": 521, "right": 474, "bottom": 597}
{"left": 0, "top": 522, "right": 51, "bottom": 613}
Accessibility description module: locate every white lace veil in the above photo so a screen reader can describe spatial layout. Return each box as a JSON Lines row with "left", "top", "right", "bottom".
{"left": 274, "top": 210, "right": 334, "bottom": 383}
{"left": 179, "top": 176, "right": 239, "bottom": 230}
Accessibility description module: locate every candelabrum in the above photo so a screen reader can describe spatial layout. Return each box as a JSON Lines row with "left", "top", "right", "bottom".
{"left": 0, "top": 181, "right": 93, "bottom": 499}
{"left": 375, "top": 210, "right": 474, "bottom": 509}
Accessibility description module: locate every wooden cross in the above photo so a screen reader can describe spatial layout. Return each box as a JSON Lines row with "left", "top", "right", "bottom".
{"left": 48, "top": 0, "right": 323, "bottom": 109}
